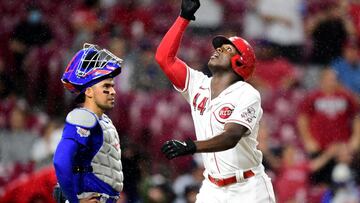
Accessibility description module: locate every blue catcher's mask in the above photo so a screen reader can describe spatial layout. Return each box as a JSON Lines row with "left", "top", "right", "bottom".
{"left": 61, "top": 43, "right": 123, "bottom": 94}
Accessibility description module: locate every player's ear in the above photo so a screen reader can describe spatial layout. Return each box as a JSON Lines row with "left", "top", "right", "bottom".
{"left": 84, "top": 87, "right": 94, "bottom": 98}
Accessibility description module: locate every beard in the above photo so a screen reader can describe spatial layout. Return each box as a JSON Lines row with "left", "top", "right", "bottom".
{"left": 96, "top": 101, "right": 115, "bottom": 111}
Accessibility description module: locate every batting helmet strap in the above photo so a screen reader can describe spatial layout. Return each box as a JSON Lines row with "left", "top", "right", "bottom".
{"left": 212, "top": 36, "right": 256, "bottom": 81}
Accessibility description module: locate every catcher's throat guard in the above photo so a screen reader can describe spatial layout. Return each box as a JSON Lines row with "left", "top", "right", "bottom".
{"left": 61, "top": 43, "right": 123, "bottom": 94}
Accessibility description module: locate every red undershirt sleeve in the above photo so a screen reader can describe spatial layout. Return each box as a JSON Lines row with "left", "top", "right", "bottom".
{"left": 155, "top": 17, "right": 190, "bottom": 90}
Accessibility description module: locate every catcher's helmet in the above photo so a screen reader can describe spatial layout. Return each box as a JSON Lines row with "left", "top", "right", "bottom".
{"left": 212, "top": 36, "right": 255, "bottom": 81}
{"left": 61, "top": 43, "right": 123, "bottom": 94}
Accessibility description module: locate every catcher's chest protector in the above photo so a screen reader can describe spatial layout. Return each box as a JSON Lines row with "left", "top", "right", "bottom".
{"left": 91, "top": 114, "right": 123, "bottom": 192}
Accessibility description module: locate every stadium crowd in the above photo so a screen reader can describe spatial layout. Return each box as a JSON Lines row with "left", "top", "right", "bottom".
{"left": 0, "top": 0, "right": 360, "bottom": 202}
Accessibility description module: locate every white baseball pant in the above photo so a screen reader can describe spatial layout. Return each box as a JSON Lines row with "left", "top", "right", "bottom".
{"left": 196, "top": 172, "right": 276, "bottom": 203}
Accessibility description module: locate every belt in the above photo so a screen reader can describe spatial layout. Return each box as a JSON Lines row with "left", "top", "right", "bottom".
{"left": 77, "top": 192, "right": 119, "bottom": 203}
{"left": 208, "top": 170, "right": 255, "bottom": 187}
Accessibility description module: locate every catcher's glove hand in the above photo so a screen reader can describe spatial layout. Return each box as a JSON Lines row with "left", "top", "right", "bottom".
{"left": 161, "top": 138, "right": 197, "bottom": 159}
{"left": 180, "top": 0, "right": 200, "bottom": 21}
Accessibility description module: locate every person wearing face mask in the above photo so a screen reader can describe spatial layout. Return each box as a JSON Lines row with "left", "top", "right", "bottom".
{"left": 13, "top": 5, "right": 52, "bottom": 45}
{"left": 9, "top": 4, "right": 53, "bottom": 94}
{"left": 10, "top": 5, "right": 53, "bottom": 51}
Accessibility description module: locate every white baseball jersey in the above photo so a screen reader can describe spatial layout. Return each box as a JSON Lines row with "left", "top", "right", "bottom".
{"left": 176, "top": 67, "right": 264, "bottom": 177}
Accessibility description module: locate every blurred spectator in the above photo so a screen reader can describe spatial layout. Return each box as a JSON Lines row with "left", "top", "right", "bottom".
{"left": 72, "top": 0, "right": 101, "bottom": 32}
{"left": 70, "top": 0, "right": 101, "bottom": 49}
{"left": 297, "top": 68, "right": 360, "bottom": 184}
{"left": 108, "top": 36, "right": 136, "bottom": 93}
{"left": 306, "top": 1, "right": 352, "bottom": 65}
{"left": 344, "top": 0, "right": 360, "bottom": 45}
{"left": 242, "top": 0, "right": 264, "bottom": 40}
{"left": 139, "top": 173, "right": 175, "bottom": 203}
{"left": 150, "top": 0, "right": 179, "bottom": 35}
{"left": 0, "top": 104, "right": 39, "bottom": 165}
{"left": 250, "top": 40, "right": 302, "bottom": 94}
{"left": 108, "top": 91, "right": 135, "bottom": 136}
{"left": 121, "top": 141, "right": 143, "bottom": 203}
{"left": 0, "top": 165, "right": 57, "bottom": 203}
{"left": 216, "top": 0, "right": 246, "bottom": 31}
{"left": 256, "top": 68, "right": 306, "bottom": 149}
{"left": 31, "top": 120, "right": 62, "bottom": 169}
{"left": 9, "top": 4, "right": 53, "bottom": 51}
{"left": 124, "top": 90, "right": 193, "bottom": 175}
{"left": 321, "top": 143, "right": 360, "bottom": 203}
{"left": 190, "top": 0, "right": 223, "bottom": 30}
{"left": 106, "top": 0, "right": 154, "bottom": 40}
{"left": 117, "top": 191, "right": 128, "bottom": 203}
{"left": 262, "top": 143, "right": 338, "bottom": 203}
{"left": 8, "top": 4, "right": 53, "bottom": 94}
{"left": 0, "top": 56, "right": 17, "bottom": 129}
{"left": 330, "top": 40, "right": 360, "bottom": 97}
{"left": 0, "top": 56, "right": 14, "bottom": 99}
{"left": 129, "top": 91, "right": 157, "bottom": 143}
{"left": 22, "top": 43, "right": 65, "bottom": 112}
{"left": 0, "top": 103, "right": 40, "bottom": 190}
{"left": 131, "top": 41, "right": 171, "bottom": 91}
{"left": 255, "top": 0, "right": 306, "bottom": 63}
{"left": 184, "top": 184, "right": 200, "bottom": 203}
{"left": 173, "top": 162, "right": 204, "bottom": 203}
{"left": 250, "top": 41, "right": 305, "bottom": 152}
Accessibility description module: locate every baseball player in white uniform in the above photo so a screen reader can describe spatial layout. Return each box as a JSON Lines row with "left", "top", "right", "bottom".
{"left": 155, "top": 0, "right": 276, "bottom": 202}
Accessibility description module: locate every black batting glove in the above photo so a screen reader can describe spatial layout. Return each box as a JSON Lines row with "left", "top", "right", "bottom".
{"left": 161, "top": 139, "right": 197, "bottom": 159}
{"left": 180, "top": 0, "right": 200, "bottom": 21}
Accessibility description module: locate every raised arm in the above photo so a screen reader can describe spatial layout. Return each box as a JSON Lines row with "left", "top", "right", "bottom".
{"left": 155, "top": 17, "right": 189, "bottom": 90}
{"left": 155, "top": 0, "right": 200, "bottom": 90}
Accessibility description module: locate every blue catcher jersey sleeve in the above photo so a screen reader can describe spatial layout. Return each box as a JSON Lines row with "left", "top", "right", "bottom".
{"left": 53, "top": 139, "right": 80, "bottom": 203}
{"left": 62, "top": 123, "right": 93, "bottom": 146}
{"left": 53, "top": 108, "right": 99, "bottom": 203}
